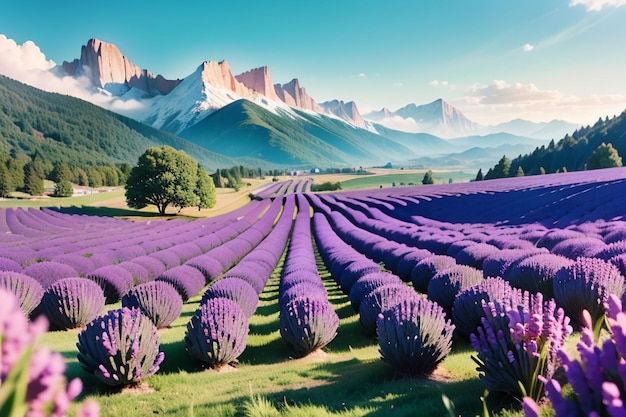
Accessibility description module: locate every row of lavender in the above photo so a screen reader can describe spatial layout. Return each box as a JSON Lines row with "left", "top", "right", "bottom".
{"left": 317, "top": 167, "right": 626, "bottom": 414}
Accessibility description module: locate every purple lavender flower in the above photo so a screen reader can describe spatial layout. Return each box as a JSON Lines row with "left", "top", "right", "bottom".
{"left": 122, "top": 281, "right": 183, "bottom": 328}
{"left": 41, "top": 277, "right": 106, "bottom": 330}
{"left": 471, "top": 291, "right": 572, "bottom": 401}
{"left": 0, "top": 270, "right": 44, "bottom": 315}
{"left": 23, "top": 261, "right": 79, "bottom": 289}
{"left": 0, "top": 289, "right": 84, "bottom": 416}
{"left": 77, "top": 307, "right": 164, "bottom": 387}
{"left": 377, "top": 296, "right": 454, "bottom": 376}
{"left": 410, "top": 255, "right": 457, "bottom": 293}
{"left": 452, "top": 277, "right": 522, "bottom": 339}
{"left": 156, "top": 265, "right": 206, "bottom": 301}
{"left": 185, "top": 297, "right": 249, "bottom": 369}
{"left": 427, "top": 264, "right": 483, "bottom": 314}
{"left": 279, "top": 296, "right": 339, "bottom": 356}
{"left": 359, "top": 283, "right": 420, "bottom": 335}
{"left": 200, "top": 277, "right": 259, "bottom": 317}
{"left": 553, "top": 257, "right": 626, "bottom": 328}
{"left": 87, "top": 265, "right": 135, "bottom": 304}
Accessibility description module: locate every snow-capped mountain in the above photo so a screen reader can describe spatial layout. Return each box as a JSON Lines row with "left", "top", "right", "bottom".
{"left": 364, "top": 99, "right": 480, "bottom": 138}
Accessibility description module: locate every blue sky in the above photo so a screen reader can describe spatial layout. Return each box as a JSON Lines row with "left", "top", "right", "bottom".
{"left": 1, "top": 0, "right": 626, "bottom": 125}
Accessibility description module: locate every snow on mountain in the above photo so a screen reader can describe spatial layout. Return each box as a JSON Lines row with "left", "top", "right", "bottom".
{"left": 364, "top": 99, "right": 480, "bottom": 138}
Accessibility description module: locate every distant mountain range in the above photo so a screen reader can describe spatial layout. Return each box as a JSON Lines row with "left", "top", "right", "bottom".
{"left": 0, "top": 37, "right": 591, "bottom": 169}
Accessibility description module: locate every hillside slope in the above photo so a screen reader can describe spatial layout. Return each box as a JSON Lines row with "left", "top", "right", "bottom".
{"left": 506, "top": 111, "right": 626, "bottom": 175}
{"left": 0, "top": 75, "right": 236, "bottom": 170}
{"left": 179, "top": 99, "right": 418, "bottom": 167}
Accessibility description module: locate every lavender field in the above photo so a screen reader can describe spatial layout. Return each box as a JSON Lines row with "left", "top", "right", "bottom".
{"left": 3, "top": 168, "right": 626, "bottom": 416}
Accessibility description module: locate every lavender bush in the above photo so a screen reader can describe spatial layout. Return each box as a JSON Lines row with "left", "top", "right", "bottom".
{"left": 506, "top": 253, "right": 573, "bottom": 297}
{"left": 200, "top": 277, "right": 259, "bottom": 317}
{"left": 279, "top": 296, "right": 339, "bottom": 356}
{"left": 359, "top": 283, "right": 419, "bottom": 335}
{"left": 471, "top": 292, "right": 572, "bottom": 401}
{"left": 0, "top": 289, "right": 84, "bottom": 416}
{"left": 23, "top": 261, "right": 79, "bottom": 289}
{"left": 156, "top": 265, "right": 206, "bottom": 301}
{"left": 452, "top": 277, "right": 522, "bottom": 339}
{"left": 185, "top": 297, "right": 249, "bottom": 369}
{"left": 87, "top": 265, "right": 135, "bottom": 304}
{"left": 0, "top": 271, "right": 44, "bottom": 315}
{"left": 377, "top": 296, "right": 454, "bottom": 376}
{"left": 122, "top": 281, "right": 183, "bottom": 329}
{"left": 41, "top": 278, "right": 106, "bottom": 330}
{"left": 553, "top": 257, "right": 626, "bottom": 328}
{"left": 410, "top": 255, "right": 457, "bottom": 293}
{"left": 77, "top": 307, "right": 164, "bottom": 387}
{"left": 0, "top": 256, "right": 23, "bottom": 272}
{"left": 427, "top": 264, "right": 483, "bottom": 313}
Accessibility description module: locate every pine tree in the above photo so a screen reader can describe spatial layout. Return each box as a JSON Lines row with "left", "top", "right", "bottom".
{"left": 24, "top": 161, "right": 44, "bottom": 196}
{"left": 515, "top": 166, "right": 524, "bottom": 177}
{"left": 475, "top": 168, "right": 484, "bottom": 181}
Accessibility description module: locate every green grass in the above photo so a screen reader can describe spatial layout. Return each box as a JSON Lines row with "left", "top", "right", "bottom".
{"left": 339, "top": 171, "right": 474, "bottom": 190}
{"left": 0, "top": 188, "right": 127, "bottom": 209}
{"left": 39, "top": 251, "right": 501, "bottom": 417}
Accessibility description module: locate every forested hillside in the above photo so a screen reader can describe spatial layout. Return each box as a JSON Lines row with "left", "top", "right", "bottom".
{"left": 0, "top": 75, "right": 236, "bottom": 170}
{"left": 503, "top": 110, "right": 626, "bottom": 175}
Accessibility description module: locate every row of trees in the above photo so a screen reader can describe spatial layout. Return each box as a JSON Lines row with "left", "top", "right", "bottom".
{"left": 0, "top": 150, "right": 130, "bottom": 198}
{"left": 477, "top": 142, "right": 622, "bottom": 181}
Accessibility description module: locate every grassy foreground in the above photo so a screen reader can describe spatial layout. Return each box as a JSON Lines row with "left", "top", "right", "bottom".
{"left": 41, "top": 253, "right": 493, "bottom": 417}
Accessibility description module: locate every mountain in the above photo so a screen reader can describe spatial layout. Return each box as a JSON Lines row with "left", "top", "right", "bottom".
{"left": 274, "top": 78, "right": 322, "bottom": 112}
{"left": 483, "top": 118, "right": 579, "bottom": 140}
{"left": 60, "top": 38, "right": 181, "bottom": 97}
{"left": 179, "top": 99, "right": 418, "bottom": 167}
{"left": 0, "top": 74, "right": 236, "bottom": 169}
{"left": 319, "top": 100, "right": 366, "bottom": 128}
{"left": 363, "top": 99, "right": 480, "bottom": 138}
{"left": 446, "top": 132, "right": 547, "bottom": 150}
{"left": 499, "top": 112, "right": 626, "bottom": 175}
{"left": 370, "top": 123, "right": 455, "bottom": 155}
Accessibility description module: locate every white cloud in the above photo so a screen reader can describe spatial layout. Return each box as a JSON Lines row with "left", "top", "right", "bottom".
{"left": 467, "top": 80, "right": 562, "bottom": 105}
{"left": 429, "top": 79, "right": 455, "bottom": 89}
{"left": 569, "top": 0, "right": 626, "bottom": 11}
{"left": 0, "top": 34, "right": 144, "bottom": 117}
{"left": 460, "top": 79, "right": 626, "bottom": 125}
{"left": 358, "top": 72, "right": 366, "bottom": 78}
{"left": 523, "top": 43, "right": 534, "bottom": 52}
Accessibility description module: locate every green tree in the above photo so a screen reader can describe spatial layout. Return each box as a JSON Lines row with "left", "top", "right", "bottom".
{"left": 539, "top": 167, "right": 546, "bottom": 175}
{"left": 195, "top": 163, "right": 216, "bottom": 210}
{"left": 50, "top": 161, "right": 72, "bottom": 183}
{"left": 0, "top": 162, "right": 11, "bottom": 197}
{"left": 475, "top": 168, "right": 484, "bottom": 181}
{"left": 54, "top": 179, "right": 73, "bottom": 197}
{"left": 125, "top": 146, "right": 212, "bottom": 215}
{"left": 515, "top": 166, "right": 525, "bottom": 177}
{"left": 422, "top": 170, "right": 434, "bottom": 185}
{"left": 23, "top": 161, "right": 44, "bottom": 196}
{"left": 491, "top": 155, "right": 512, "bottom": 179}
{"left": 586, "top": 142, "right": 623, "bottom": 170}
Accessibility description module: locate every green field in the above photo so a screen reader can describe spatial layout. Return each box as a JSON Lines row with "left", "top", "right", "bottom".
{"left": 339, "top": 171, "right": 474, "bottom": 191}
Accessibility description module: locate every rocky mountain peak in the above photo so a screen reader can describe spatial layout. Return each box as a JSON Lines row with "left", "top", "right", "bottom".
{"left": 320, "top": 99, "right": 365, "bottom": 128}
{"left": 61, "top": 38, "right": 180, "bottom": 97}
{"left": 274, "top": 78, "right": 322, "bottom": 112}
{"left": 235, "top": 66, "right": 279, "bottom": 101}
